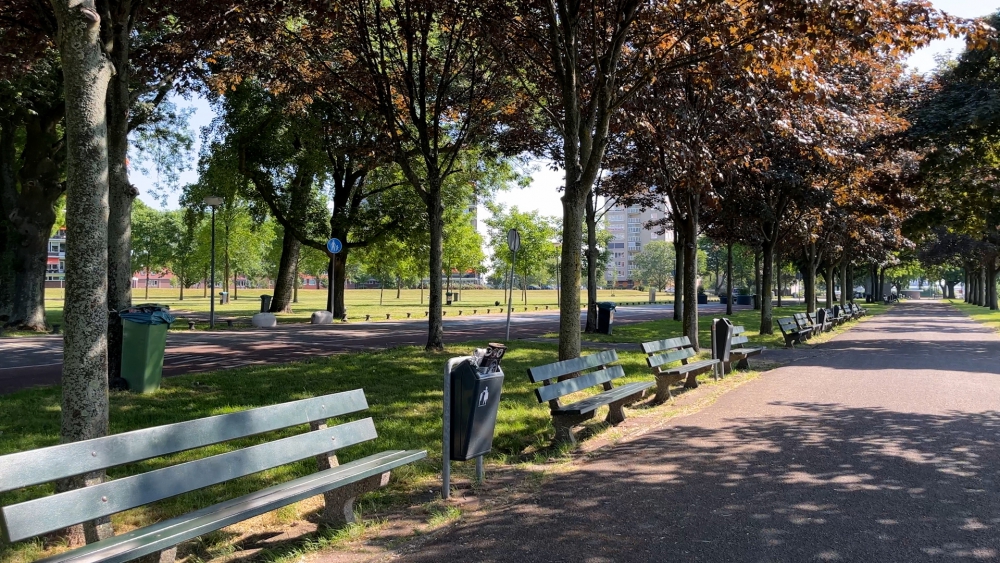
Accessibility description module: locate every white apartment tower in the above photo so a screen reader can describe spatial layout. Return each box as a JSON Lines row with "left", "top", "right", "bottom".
{"left": 604, "top": 200, "right": 673, "bottom": 287}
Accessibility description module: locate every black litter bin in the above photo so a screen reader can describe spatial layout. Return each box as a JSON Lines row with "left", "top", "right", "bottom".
{"left": 450, "top": 345, "right": 506, "bottom": 461}
{"left": 260, "top": 295, "right": 273, "bottom": 313}
{"left": 597, "top": 302, "right": 616, "bottom": 335}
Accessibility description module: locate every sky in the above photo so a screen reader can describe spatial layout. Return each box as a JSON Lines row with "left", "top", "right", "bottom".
{"left": 133, "top": 0, "right": 997, "bottom": 233}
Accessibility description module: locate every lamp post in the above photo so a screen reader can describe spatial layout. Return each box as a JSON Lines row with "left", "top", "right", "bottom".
{"left": 204, "top": 196, "right": 223, "bottom": 328}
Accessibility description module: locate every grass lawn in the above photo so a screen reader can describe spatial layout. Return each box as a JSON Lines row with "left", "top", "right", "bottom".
{"left": 947, "top": 299, "right": 1000, "bottom": 332}
{"left": 30, "top": 288, "right": 670, "bottom": 331}
{"left": 0, "top": 300, "right": 885, "bottom": 563}
{"left": 0, "top": 340, "right": 663, "bottom": 563}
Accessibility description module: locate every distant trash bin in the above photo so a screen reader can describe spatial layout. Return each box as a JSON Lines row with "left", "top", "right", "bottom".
{"left": 597, "top": 302, "right": 616, "bottom": 335}
{"left": 219, "top": 291, "right": 229, "bottom": 305}
{"left": 260, "top": 294, "right": 273, "bottom": 313}
{"left": 119, "top": 304, "right": 175, "bottom": 393}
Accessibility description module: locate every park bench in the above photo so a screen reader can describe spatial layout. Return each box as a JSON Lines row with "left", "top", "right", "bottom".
{"left": 713, "top": 322, "right": 765, "bottom": 374}
{"left": 527, "top": 349, "right": 653, "bottom": 445}
{"left": 0, "top": 390, "right": 426, "bottom": 563}
{"left": 778, "top": 317, "right": 811, "bottom": 348}
{"left": 850, "top": 302, "right": 868, "bottom": 317}
{"left": 641, "top": 336, "right": 721, "bottom": 403}
{"left": 812, "top": 310, "right": 833, "bottom": 332}
{"left": 793, "top": 313, "right": 820, "bottom": 337}
{"left": 831, "top": 305, "right": 850, "bottom": 324}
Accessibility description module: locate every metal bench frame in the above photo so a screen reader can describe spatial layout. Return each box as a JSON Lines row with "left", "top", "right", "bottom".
{"left": 0, "top": 390, "right": 426, "bottom": 563}
{"left": 527, "top": 350, "right": 653, "bottom": 445}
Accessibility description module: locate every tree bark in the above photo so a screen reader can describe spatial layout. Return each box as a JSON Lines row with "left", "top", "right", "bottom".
{"left": 725, "top": 242, "right": 733, "bottom": 316}
{"left": 753, "top": 251, "right": 761, "bottom": 310}
{"left": 425, "top": 187, "right": 444, "bottom": 350}
{"left": 0, "top": 223, "right": 13, "bottom": 323}
{"left": 51, "top": 0, "right": 114, "bottom": 544}
{"left": 776, "top": 249, "right": 782, "bottom": 308}
{"left": 10, "top": 226, "right": 50, "bottom": 330}
{"left": 673, "top": 229, "right": 684, "bottom": 322}
{"left": 981, "top": 264, "right": 988, "bottom": 308}
{"left": 584, "top": 190, "right": 599, "bottom": 333}
{"left": 270, "top": 228, "right": 299, "bottom": 313}
{"left": 105, "top": 10, "right": 135, "bottom": 388}
{"left": 680, "top": 208, "right": 699, "bottom": 350}
{"left": 839, "top": 258, "right": 848, "bottom": 307}
{"left": 558, "top": 191, "right": 586, "bottom": 360}
{"left": 760, "top": 240, "right": 775, "bottom": 334}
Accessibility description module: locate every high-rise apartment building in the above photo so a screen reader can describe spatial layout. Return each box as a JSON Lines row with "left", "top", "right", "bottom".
{"left": 604, "top": 201, "right": 673, "bottom": 287}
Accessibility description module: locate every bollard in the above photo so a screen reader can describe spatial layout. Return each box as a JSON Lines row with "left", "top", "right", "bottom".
{"left": 51, "top": 324, "right": 61, "bottom": 334}
{"left": 473, "top": 309, "right": 477, "bottom": 314}
{"left": 387, "top": 314, "right": 391, "bottom": 320}
{"left": 459, "top": 310, "right": 463, "bottom": 316}
{"left": 545, "top": 305, "right": 549, "bottom": 310}
{"left": 366, "top": 314, "right": 371, "bottom": 321}
{"left": 188, "top": 320, "right": 196, "bottom": 330}
{"left": 407, "top": 312, "right": 411, "bottom": 318}
{"left": 486, "top": 308, "right": 491, "bottom": 314}
{"left": 443, "top": 311, "right": 447, "bottom": 316}
{"left": 225, "top": 319, "right": 234, "bottom": 328}
{"left": 425, "top": 311, "right": 429, "bottom": 317}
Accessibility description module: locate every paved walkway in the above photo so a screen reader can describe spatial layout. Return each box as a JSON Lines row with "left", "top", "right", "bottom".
{"left": 390, "top": 301, "right": 1000, "bottom": 562}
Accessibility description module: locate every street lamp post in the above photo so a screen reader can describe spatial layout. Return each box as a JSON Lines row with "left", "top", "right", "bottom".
{"left": 204, "top": 196, "right": 223, "bottom": 328}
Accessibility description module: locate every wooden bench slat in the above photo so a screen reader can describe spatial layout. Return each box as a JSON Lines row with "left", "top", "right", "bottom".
{"left": 526, "top": 350, "right": 618, "bottom": 383}
{"left": 732, "top": 326, "right": 746, "bottom": 336}
{"left": 19, "top": 449, "right": 427, "bottom": 563}
{"left": 553, "top": 381, "right": 654, "bottom": 416}
{"left": 647, "top": 347, "right": 697, "bottom": 368}
{"left": 640, "top": 336, "right": 690, "bottom": 355}
{"left": 731, "top": 335, "right": 749, "bottom": 346}
{"left": 535, "top": 366, "right": 626, "bottom": 403}
{"left": 659, "top": 358, "right": 718, "bottom": 375}
{"left": 0, "top": 390, "right": 368, "bottom": 494}
{"left": 3, "top": 418, "right": 378, "bottom": 541}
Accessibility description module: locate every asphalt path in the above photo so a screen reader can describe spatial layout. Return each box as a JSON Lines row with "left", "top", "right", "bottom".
{"left": 386, "top": 301, "right": 1000, "bottom": 562}
{"left": 0, "top": 303, "right": 749, "bottom": 394}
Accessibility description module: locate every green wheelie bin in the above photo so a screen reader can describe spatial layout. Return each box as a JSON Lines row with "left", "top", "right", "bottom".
{"left": 119, "top": 304, "right": 175, "bottom": 393}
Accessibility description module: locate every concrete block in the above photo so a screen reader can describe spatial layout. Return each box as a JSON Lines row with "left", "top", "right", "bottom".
{"left": 311, "top": 311, "right": 334, "bottom": 324}
{"left": 252, "top": 313, "right": 277, "bottom": 328}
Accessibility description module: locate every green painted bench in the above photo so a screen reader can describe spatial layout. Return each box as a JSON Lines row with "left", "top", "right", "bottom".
{"left": 641, "top": 336, "right": 721, "bottom": 403}
{"left": 0, "top": 390, "right": 426, "bottom": 563}
{"left": 793, "top": 313, "right": 820, "bottom": 337}
{"left": 778, "top": 317, "right": 810, "bottom": 348}
{"left": 725, "top": 325, "right": 765, "bottom": 373}
{"left": 809, "top": 310, "right": 832, "bottom": 332}
{"left": 850, "top": 302, "right": 867, "bottom": 317}
{"left": 527, "top": 349, "right": 653, "bottom": 445}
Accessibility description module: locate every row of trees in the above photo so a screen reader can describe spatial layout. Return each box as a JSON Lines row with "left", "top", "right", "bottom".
{"left": 2, "top": 0, "right": 991, "bottom": 544}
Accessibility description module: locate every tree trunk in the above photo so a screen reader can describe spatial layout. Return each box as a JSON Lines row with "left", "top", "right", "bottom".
{"left": 753, "top": 251, "right": 761, "bottom": 310}
{"left": 557, "top": 190, "right": 587, "bottom": 360}
{"left": 760, "top": 241, "right": 775, "bottom": 335}
{"left": 584, "top": 190, "right": 599, "bottom": 332}
{"left": 293, "top": 254, "right": 299, "bottom": 304}
{"left": 839, "top": 258, "right": 848, "bottom": 307}
{"left": 51, "top": 0, "right": 114, "bottom": 544}
{"left": 105, "top": 18, "right": 135, "bottom": 392}
{"left": 425, "top": 188, "right": 444, "bottom": 350}
{"left": 396, "top": 275, "right": 402, "bottom": 299}
{"left": 825, "top": 261, "right": 836, "bottom": 308}
{"left": 879, "top": 266, "right": 887, "bottom": 302}
{"left": 981, "top": 264, "right": 988, "bottom": 307}
{"left": 9, "top": 226, "right": 50, "bottom": 330}
{"left": 144, "top": 266, "right": 149, "bottom": 299}
{"left": 947, "top": 281, "right": 957, "bottom": 299}
{"left": 776, "top": 249, "right": 782, "bottom": 308}
{"left": 680, "top": 210, "right": 699, "bottom": 350}
{"left": 725, "top": 242, "right": 733, "bottom": 316}
{"left": 270, "top": 228, "right": 299, "bottom": 313}
{"left": 803, "top": 262, "right": 818, "bottom": 314}
{"left": 0, "top": 224, "right": 14, "bottom": 323}
{"left": 673, "top": 229, "right": 684, "bottom": 322}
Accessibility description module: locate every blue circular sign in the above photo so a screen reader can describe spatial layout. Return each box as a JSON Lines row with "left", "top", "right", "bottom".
{"left": 326, "top": 238, "right": 343, "bottom": 254}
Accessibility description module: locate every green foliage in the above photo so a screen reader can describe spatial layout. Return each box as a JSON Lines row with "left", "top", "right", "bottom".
{"left": 632, "top": 241, "right": 675, "bottom": 291}
{"left": 485, "top": 204, "right": 559, "bottom": 292}
{"left": 131, "top": 200, "right": 177, "bottom": 282}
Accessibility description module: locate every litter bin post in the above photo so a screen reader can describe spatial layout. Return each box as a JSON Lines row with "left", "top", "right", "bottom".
{"left": 119, "top": 305, "right": 175, "bottom": 393}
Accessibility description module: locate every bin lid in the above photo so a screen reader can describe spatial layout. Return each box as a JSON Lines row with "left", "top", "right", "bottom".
{"left": 119, "top": 304, "right": 175, "bottom": 326}
{"left": 597, "top": 301, "right": 616, "bottom": 310}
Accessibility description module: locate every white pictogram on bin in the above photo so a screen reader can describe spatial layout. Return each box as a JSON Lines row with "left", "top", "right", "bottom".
{"left": 478, "top": 388, "right": 489, "bottom": 407}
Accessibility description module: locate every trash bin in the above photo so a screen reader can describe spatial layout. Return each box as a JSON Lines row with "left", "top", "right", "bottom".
{"left": 219, "top": 291, "right": 229, "bottom": 305}
{"left": 260, "top": 294, "right": 273, "bottom": 313}
{"left": 450, "top": 344, "right": 506, "bottom": 461}
{"left": 119, "top": 304, "right": 175, "bottom": 393}
{"left": 597, "top": 302, "right": 616, "bottom": 335}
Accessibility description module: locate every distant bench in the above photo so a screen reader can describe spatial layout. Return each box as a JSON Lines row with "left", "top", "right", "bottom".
{"left": 0, "top": 390, "right": 425, "bottom": 563}
{"left": 527, "top": 350, "right": 653, "bottom": 445}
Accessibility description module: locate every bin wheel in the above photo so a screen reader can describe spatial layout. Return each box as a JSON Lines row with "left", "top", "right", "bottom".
{"left": 110, "top": 377, "right": 129, "bottom": 391}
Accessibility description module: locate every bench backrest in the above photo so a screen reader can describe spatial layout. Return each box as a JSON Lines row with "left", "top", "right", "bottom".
{"left": 730, "top": 325, "right": 751, "bottom": 349}
{"left": 0, "top": 390, "right": 373, "bottom": 543}
{"left": 806, "top": 311, "right": 820, "bottom": 325}
{"left": 778, "top": 317, "right": 800, "bottom": 333}
{"left": 793, "top": 313, "right": 813, "bottom": 329}
{"left": 641, "top": 336, "right": 697, "bottom": 371}
{"left": 527, "top": 349, "right": 626, "bottom": 406}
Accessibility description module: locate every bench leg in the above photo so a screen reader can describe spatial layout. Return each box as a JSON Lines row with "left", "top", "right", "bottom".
{"left": 320, "top": 471, "right": 391, "bottom": 525}
{"left": 735, "top": 357, "right": 749, "bottom": 370}
{"left": 552, "top": 417, "right": 578, "bottom": 447}
{"left": 606, "top": 390, "right": 647, "bottom": 424}
{"left": 652, "top": 373, "right": 684, "bottom": 404}
{"left": 683, "top": 372, "right": 699, "bottom": 389}
{"left": 136, "top": 547, "right": 177, "bottom": 563}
